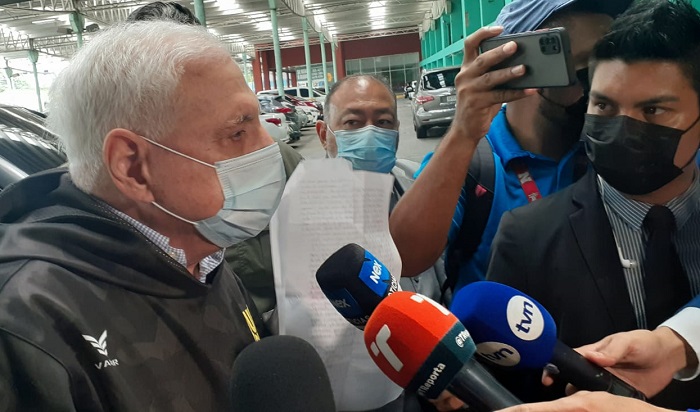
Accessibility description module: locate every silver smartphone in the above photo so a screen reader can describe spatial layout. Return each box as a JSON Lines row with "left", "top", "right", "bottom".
{"left": 479, "top": 27, "right": 576, "bottom": 89}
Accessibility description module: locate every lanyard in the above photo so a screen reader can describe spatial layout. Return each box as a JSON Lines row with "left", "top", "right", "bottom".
{"left": 511, "top": 160, "right": 542, "bottom": 203}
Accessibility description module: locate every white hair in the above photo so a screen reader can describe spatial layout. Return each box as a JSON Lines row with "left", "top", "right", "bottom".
{"left": 47, "top": 21, "right": 232, "bottom": 192}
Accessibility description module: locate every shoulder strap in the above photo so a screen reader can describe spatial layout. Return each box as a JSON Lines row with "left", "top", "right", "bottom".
{"left": 442, "top": 138, "right": 495, "bottom": 300}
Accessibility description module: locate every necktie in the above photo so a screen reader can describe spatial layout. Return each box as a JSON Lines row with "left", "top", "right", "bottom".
{"left": 642, "top": 205, "right": 691, "bottom": 328}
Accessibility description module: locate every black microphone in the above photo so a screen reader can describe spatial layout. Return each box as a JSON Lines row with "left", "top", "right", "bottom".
{"left": 451, "top": 281, "right": 647, "bottom": 399}
{"left": 230, "top": 335, "right": 336, "bottom": 412}
{"left": 316, "top": 243, "right": 400, "bottom": 329}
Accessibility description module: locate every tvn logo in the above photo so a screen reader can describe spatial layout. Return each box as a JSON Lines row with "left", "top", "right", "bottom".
{"left": 476, "top": 342, "right": 521, "bottom": 367}
{"left": 506, "top": 296, "right": 544, "bottom": 341}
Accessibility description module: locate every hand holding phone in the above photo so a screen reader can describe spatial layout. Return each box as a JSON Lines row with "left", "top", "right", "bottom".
{"left": 479, "top": 28, "right": 576, "bottom": 89}
{"left": 446, "top": 26, "right": 537, "bottom": 144}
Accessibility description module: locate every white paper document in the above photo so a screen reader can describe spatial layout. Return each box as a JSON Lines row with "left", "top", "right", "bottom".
{"left": 271, "top": 158, "right": 404, "bottom": 411}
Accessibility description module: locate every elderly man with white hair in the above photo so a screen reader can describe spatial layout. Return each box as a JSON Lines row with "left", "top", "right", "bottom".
{"left": 0, "top": 21, "right": 283, "bottom": 410}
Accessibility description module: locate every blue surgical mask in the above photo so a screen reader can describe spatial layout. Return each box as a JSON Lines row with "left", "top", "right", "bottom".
{"left": 140, "top": 136, "right": 285, "bottom": 248}
{"left": 329, "top": 125, "right": 399, "bottom": 173}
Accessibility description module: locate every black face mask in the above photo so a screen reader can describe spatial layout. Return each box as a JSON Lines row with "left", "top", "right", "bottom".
{"left": 538, "top": 68, "right": 591, "bottom": 118}
{"left": 582, "top": 114, "right": 700, "bottom": 195}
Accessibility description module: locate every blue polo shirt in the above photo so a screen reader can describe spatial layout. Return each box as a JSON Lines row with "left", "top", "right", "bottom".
{"left": 415, "top": 106, "right": 581, "bottom": 293}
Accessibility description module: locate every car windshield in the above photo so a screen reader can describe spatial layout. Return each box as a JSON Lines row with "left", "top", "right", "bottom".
{"left": 423, "top": 68, "right": 459, "bottom": 90}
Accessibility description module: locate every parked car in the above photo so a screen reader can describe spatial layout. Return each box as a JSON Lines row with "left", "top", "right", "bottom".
{"left": 411, "top": 66, "right": 460, "bottom": 138}
{"left": 0, "top": 105, "right": 66, "bottom": 191}
{"left": 280, "top": 94, "right": 320, "bottom": 127}
{"left": 258, "top": 95, "right": 303, "bottom": 141}
{"left": 284, "top": 94, "right": 323, "bottom": 126}
{"left": 260, "top": 111, "right": 290, "bottom": 144}
{"left": 257, "top": 87, "right": 326, "bottom": 108}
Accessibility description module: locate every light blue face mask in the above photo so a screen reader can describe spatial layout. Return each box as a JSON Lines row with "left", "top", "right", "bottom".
{"left": 329, "top": 124, "right": 399, "bottom": 174}
{"left": 140, "top": 136, "right": 285, "bottom": 248}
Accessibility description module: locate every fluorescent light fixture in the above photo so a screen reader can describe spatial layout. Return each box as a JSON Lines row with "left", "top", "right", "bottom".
{"left": 256, "top": 21, "right": 272, "bottom": 31}
{"left": 369, "top": 1, "right": 387, "bottom": 17}
{"left": 217, "top": 0, "right": 238, "bottom": 8}
{"left": 32, "top": 18, "right": 57, "bottom": 24}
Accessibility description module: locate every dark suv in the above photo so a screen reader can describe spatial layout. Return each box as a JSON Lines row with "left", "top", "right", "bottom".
{"left": 0, "top": 106, "right": 66, "bottom": 191}
{"left": 411, "top": 66, "right": 460, "bottom": 138}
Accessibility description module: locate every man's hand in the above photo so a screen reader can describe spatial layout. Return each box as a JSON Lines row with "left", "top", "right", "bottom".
{"left": 429, "top": 390, "right": 467, "bottom": 411}
{"left": 450, "top": 26, "right": 537, "bottom": 143}
{"left": 542, "top": 328, "right": 690, "bottom": 397}
{"left": 494, "top": 391, "right": 678, "bottom": 412}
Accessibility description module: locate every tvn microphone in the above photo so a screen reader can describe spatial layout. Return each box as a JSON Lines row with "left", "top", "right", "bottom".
{"left": 316, "top": 243, "right": 400, "bottom": 329}
{"left": 450, "top": 281, "right": 647, "bottom": 400}
{"left": 364, "top": 291, "right": 521, "bottom": 411}
{"left": 229, "top": 335, "right": 336, "bottom": 412}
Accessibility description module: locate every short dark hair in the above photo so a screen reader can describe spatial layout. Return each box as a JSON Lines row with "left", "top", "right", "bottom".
{"left": 127, "top": 1, "right": 201, "bottom": 25}
{"left": 325, "top": 74, "right": 397, "bottom": 123}
{"left": 590, "top": 0, "right": 700, "bottom": 96}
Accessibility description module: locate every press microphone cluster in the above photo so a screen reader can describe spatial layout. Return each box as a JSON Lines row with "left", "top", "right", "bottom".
{"left": 363, "top": 291, "right": 522, "bottom": 410}
{"left": 450, "top": 281, "right": 647, "bottom": 400}
{"left": 317, "top": 244, "right": 521, "bottom": 410}
{"left": 314, "top": 244, "right": 646, "bottom": 411}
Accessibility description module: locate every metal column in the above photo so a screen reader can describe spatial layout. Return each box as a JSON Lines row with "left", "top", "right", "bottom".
{"left": 28, "top": 46, "right": 42, "bottom": 111}
{"left": 319, "top": 31, "right": 329, "bottom": 94}
{"left": 193, "top": 0, "right": 207, "bottom": 27}
{"left": 69, "top": 12, "right": 84, "bottom": 48}
{"left": 4, "top": 66, "right": 13, "bottom": 90}
{"left": 242, "top": 52, "right": 249, "bottom": 90}
{"left": 302, "top": 18, "right": 313, "bottom": 98}
{"left": 269, "top": 0, "right": 284, "bottom": 96}
{"left": 331, "top": 41, "right": 338, "bottom": 86}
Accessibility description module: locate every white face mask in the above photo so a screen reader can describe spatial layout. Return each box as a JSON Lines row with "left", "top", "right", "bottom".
{"left": 140, "top": 136, "right": 285, "bottom": 248}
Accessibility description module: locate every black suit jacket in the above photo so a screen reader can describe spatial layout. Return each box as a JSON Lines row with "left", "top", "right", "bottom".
{"left": 486, "top": 170, "right": 699, "bottom": 409}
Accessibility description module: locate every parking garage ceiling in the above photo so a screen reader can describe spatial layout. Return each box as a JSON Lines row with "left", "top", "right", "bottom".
{"left": 0, "top": 0, "right": 445, "bottom": 58}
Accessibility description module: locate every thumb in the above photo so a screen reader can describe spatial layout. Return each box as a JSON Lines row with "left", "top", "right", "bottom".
{"left": 577, "top": 348, "right": 618, "bottom": 368}
{"left": 575, "top": 334, "right": 634, "bottom": 367}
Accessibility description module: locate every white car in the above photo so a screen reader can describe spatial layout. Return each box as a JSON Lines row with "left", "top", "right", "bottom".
{"left": 257, "top": 87, "right": 326, "bottom": 108}
{"left": 295, "top": 105, "right": 320, "bottom": 127}
{"left": 259, "top": 113, "right": 290, "bottom": 143}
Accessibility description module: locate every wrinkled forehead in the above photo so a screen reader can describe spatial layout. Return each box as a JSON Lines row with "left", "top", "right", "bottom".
{"left": 328, "top": 78, "right": 397, "bottom": 120}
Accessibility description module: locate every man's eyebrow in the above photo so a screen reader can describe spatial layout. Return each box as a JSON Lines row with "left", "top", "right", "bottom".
{"left": 214, "top": 114, "right": 255, "bottom": 137}
{"left": 590, "top": 91, "right": 680, "bottom": 107}
{"left": 338, "top": 108, "right": 396, "bottom": 118}
{"left": 633, "top": 96, "right": 681, "bottom": 107}
{"left": 228, "top": 114, "right": 255, "bottom": 126}
{"left": 589, "top": 91, "right": 616, "bottom": 104}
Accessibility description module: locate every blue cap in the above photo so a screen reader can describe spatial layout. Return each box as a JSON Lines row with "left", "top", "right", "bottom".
{"left": 495, "top": 0, "right": 633, "bottom": 35}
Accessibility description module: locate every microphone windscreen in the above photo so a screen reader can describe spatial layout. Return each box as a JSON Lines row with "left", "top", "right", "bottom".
{"left": 364, "top": 291, "right": 477, "bottom": 400}
{"left": 450, "top": 281, "right": 557, "bottom": 369}
{"left": 230, "top": 335, "right": 336, "bottom": 412}
{"left": 316, "top": 243, "right": 399, "bottom": 328}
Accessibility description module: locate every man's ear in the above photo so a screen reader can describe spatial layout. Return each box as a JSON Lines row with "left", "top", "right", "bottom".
{"left": 316, "top": 120, "right": 328, "bottom": 150}
{"left": 102, "top": 129, "right": 155, "bottom": 203}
